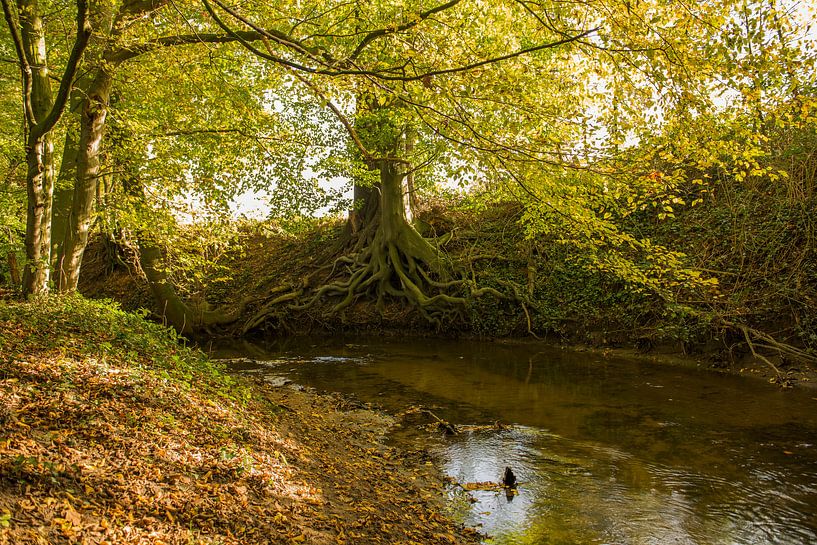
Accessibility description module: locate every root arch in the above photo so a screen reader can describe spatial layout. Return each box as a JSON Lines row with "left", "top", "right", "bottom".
{"left": 243, "top": 161, "right": 508, "bottom": 332}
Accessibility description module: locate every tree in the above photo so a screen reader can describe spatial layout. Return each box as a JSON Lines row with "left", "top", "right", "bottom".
{"left": 1, "top": 0, "right": 91, "bottom": 295}
{"left": 51, "top": 0, "right": 275, "bottom": 292}
{"left": 4, "top": 0, "right": 807, "bottom": 338}
{"left": 205, "top": 0, "right": 605, "bottom": 327}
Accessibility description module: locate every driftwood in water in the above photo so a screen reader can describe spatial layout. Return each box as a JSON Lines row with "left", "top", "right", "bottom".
{"left": 400, "top": 406, "right": 458, "bottom": 435}
{"left": 450, "top": 467, "right": 519, "bottom": 496}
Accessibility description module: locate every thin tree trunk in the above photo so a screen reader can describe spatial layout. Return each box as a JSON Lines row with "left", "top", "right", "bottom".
{"left": 16, "top": 0, "right": 55, "bottom": 295}
{"left": 57, "top": 68, "right": 113, "bottom": 291}
{"left": 7, "top": 251, "right": 21, "bottom": 287}
{"left": 20, "top": 132, "right": 55, "bottom": 294}
{"left": 3, "top": 0, "right": 91, "bottom": 296}
{"left": 50, "top": 108, "right": 81, "bottom": 269}
{"left": 404, "top": 126, "right": 418, "bottom": 221}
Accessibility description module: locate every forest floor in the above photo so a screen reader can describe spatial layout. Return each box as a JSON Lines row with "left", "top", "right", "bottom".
{"left": 0, "top": 296, "right": 480, "bottom": 545}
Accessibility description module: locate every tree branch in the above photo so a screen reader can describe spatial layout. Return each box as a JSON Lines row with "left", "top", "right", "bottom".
{"left": 396, "top": 27, "right": 598, "bottom": 82}
{"left": 286, "top": 68, "right": 412, "bottom": 167}
{"left": 290, "top": 71, "right": 375, "bottom": 163}
{"left": 106, "top": 30, "right": 266, "bottom": 63}
{"left": 0, "top": 0, "right": 35, "bottom": 126}
{"left": 200, "top": 0, "right": 320, "bottom": 74}
{"left": 209, "top": 0, "right": 324, "bottom": 61}
{"left": 200, "top": 0, "right": 598, "bottom": 82}
{"left": 36, "top": 0, "right": 92, "bottom": 137}
{"left": 346, "top": 0, "right": 462, "bottom": 61}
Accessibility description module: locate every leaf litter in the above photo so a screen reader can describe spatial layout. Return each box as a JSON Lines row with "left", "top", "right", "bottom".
{"left": 0, "top": 299, "right": 480, "bottom": 545}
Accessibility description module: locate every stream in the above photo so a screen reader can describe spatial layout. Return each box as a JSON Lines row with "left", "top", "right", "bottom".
{"left": 210, "top": 336, "right": 817, "bottom": 545}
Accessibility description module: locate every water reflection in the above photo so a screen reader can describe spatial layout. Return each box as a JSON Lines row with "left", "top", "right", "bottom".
{"left": 211, "top": 336, "right": 817, "bottom": 544}
{"left": 445, "top": 428, "right": 817, "bottom": 544}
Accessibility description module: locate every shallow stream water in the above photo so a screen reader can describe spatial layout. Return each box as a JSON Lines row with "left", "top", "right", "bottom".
{"left": 210, "top": 336, "right": 817, "bottom": 545}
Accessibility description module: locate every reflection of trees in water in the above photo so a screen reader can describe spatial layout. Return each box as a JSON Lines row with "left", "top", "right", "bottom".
{"left": 442, "top": 428, "right": 800, "bottom": 545}
{"left": 216, "top": 337, "right": 817, "bottom": 545}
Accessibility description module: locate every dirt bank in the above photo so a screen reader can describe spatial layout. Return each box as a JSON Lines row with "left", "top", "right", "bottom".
{"left": 76, "top": 201, "right": 817, "bottom": 390}
{"left": 0, "top": 297, "right": 479, "bottom": 545}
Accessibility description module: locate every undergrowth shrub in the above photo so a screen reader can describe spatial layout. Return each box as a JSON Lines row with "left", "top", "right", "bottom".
{"left": 0, "top": 295, "right": 238, "bottom": 389}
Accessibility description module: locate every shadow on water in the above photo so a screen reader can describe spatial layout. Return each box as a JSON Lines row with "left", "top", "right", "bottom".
{"left": 210, "top": 336, "right": 817, "bottom": 545}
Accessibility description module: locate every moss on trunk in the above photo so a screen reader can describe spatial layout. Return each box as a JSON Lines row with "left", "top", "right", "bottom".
{"left": 139, "top": 243, "right": 244, "bottom": 334}
{"left": 267, "top": 160, "right": 483, "bottom": 329}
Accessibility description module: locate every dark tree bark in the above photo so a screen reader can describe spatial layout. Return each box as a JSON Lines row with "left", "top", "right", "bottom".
{"left": 347, "top": 182, "right": 379, "bottom": 237}
{"left": 7, "top": 251, "right": 21, "bottom": 287}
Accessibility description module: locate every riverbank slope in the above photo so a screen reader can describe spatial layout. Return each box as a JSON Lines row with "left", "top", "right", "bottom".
{"left": 0, "top": 296, "right": 478, "bottom": 545}
{"left": 78, "top": 193, "right": 816, "bottom": 385}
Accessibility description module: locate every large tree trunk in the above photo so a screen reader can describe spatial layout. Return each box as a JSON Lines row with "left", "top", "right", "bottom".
{"left": 57, "top": 68, "right": 113, "bottom": 291}
{"left": 55, "top": 0, "right": 118, "bottom": 292}
{"left": 343, "top": 125, "right": 419, "bottom": 238}
{"left": 5, "top": 0, "right": 90, "bottom": 296}
{"left": 17, "top": 0, "right": 55, "bottom": 295}
{"left": 311, "top": 160, "right": 449, "bottom": 316}
{"left": 377, "top": 161, "right": 441, "bottom": 269}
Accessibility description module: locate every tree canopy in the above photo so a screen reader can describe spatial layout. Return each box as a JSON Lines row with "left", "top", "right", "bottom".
{"left": 0, "top": 0, "right": 814, "bottom": 344}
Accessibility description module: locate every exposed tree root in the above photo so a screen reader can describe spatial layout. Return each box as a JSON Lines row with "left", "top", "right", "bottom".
{"left": 721, "top": 320, "right": 817, "bottom": 387}
{"left": 496, "top": 278, "right": 539, "bottom": 338}
{"left": 242, "top": 220, "right": 513, "bottom": 332}
{"left": 229, "top": 164, "right": 524, "bottom": 334}
{"left": 296, "top": 229, "right": 467, "bottom": 325}
{"left": 241, "top": 286, "right": 303, "bottom": 334}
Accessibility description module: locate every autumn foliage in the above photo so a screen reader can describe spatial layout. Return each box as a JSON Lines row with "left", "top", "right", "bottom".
{"left": 0, "top": 297, "right": 477, "bottom": 544}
